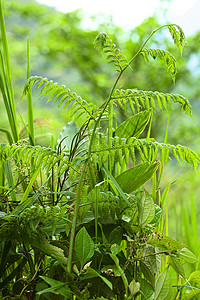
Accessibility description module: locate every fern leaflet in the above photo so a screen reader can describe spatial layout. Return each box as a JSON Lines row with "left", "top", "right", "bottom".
{"left": 22, "top": 76, "right": 98, "bottom": 121}
{"left": 167, "top": 24, "right": 186, "bottom": 55}
{"left": 141, "top": 48, "right": 177, "bottom": 81}
{"left": 94, "top": 32, "right": 128, "bottom": 72}
{"left": 91, "top": 135, "right": 199, "bottom": 170}
{"left": 111, "top": 89, "right": 192, "bottom": 118}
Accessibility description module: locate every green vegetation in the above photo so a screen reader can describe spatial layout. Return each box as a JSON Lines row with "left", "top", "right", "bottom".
{"left": 1, "top": 0, "right": 200, "bottom": 299}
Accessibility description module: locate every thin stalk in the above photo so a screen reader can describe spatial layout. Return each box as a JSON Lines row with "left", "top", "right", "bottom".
{"left": 124, "top": 25, "right": 171, "bottom": 73}
{"left": 67, "top": 72, "right": 122, "bottom": 273}
{"left": 95, "top": 186, "right": 98, "bottom": 244}
{"left": 108, "top": 99, "right": 113, "bottom": 173}
{"left": 67, "top": 24, "right": 172, "bottom": 274}
{"left": 26, "top": 38, "right": 35, "bottom": 146}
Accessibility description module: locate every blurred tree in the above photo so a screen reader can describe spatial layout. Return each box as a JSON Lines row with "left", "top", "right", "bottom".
{"left": 1, "top": 0, "right": 200, "bottom": 148}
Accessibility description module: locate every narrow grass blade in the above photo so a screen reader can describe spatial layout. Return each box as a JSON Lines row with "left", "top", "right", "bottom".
{"left": 26, "top": 38, "right": 35, "bottom": 145}
{"left": 0, "top": 1, "right": 19, "bottom": 142}
{"left": 0, "top": 128, "right": 13, "bottom": 145}
{"left": 20, "top": 166, "right": 40, "bottom": 204}
{"left": 102, "top": 165, "right": 131, "bottom": 207}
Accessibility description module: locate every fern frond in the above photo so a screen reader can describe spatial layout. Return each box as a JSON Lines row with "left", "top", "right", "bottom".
{"left": 91, "top": 135, "right": 199, "bottom": 170}
{"left": 0, "top": 145, "right": 69, "bottom": 176}
{"left": 141, "top": 48, "right": 177, "bottom": 81}
{"left": 94, "top": 32, "right": 128, "bottom": 72}
{"left": 111, "top": 89, "right": 192, "bottom": 118}
{"left": 22, "top": 76, "right": 97, "bottom": 121}
{"left": 167, "top": 24, "right": 186, "bottom": 55}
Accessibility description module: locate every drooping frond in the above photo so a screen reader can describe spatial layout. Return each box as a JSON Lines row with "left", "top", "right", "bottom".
{"left": 94, "top": 32, "right": 128, "bottom": 72}
{"left": 111, "top": 89, "right": 192, "bottom": 118}
{"left": 141, "top": 48, "right": 177, "bottom": 81}
{"left": 167, "top": 24, "right": 186, "bottom": 55}
{"left": 22, "top": 76, "right": 97, "bottom": 121}
{"left": 0, "top": 144, "right": 69, "bottom": 177}
{"left": 91, "top": 134, "right": 199, "bottom": 170}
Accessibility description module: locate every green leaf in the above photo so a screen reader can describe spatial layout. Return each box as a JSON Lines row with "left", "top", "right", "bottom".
{"left": 182, "top": 288, "right": 200, "bottom": 300}
{"left": 140, "top": 262, "right": 155, "bottom": 287}
{"left": 168, "top": 255, "right": 185, "bottom": 278}
{"left": 150, "top": 205, "right": 162, "bottom": 225}
{"left": 140, "top": 278, "right": 154, "bottom": 299}
{"left": 83, "top": 267, "right": 113, "bottom": 290}
{"left": 102, "top": 165, "right": 131, "bottom": 207}
{"left": 150, "top": 235, "right": 184, "bottom": 251}
{"left": 115, "top": 110, "right": 151, "bottom": 139}
{"left": 154, "top": 270, "right": 172, "bottom": 300}
{"left": 110, "top": 253, "right": 129, "bottom": 295}
{"left": 30, "top": 236, "right": 67, "bottom": 268}
{"left": 20, "top": 166, "right": 40, "bottom": 203}
{"left": 36, "top": 276, "right": 71, "bottom": 298}
{"left": 143, "top": 245, "right": 162, "bottom": 275}
{"left": 178, "top": 248, "right": 198, "bottom": 264}
{"left": 188, "top": 270, "right": 200, "bottom": 286}
{"left": 57, "top": 122, "right": 78, "bottom": 151}
{"left": 115, "top": 162, "right": 159, "bottom": 194}
{"left": 74, "top": 227, "right": 95, "bottom": 269}
{"left": 138, "top": 190, "right": 155, "bottom": 227}
{"left": 111, "top": 244, "right": 121, "bottom": 255}
{"left": 0, "top": 211, "right": 6, "bottom": 218}
{"left": 109, "top": 226, "right": 123, "bottom": 245}
{"left": 129, "top": 279, "right": 140, "bottom": 296}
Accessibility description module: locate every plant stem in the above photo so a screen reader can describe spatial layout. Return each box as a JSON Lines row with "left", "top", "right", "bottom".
{"left": 67, "top": 24, "right": 172, "bottom": 274}
{"left": 67, "top": 72, "right": 122, "bottom": 273}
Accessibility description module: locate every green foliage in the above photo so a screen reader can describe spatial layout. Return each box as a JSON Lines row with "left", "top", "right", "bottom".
{"left": 141, "top": 48, "right": 177, "bottom": 81}
{"left": 112, "top": 88, "right": 192, "bottom": 118}
{"left": 22, "top": 75, "right": 98, "bottom": 122}
{"left": 0, "top": 2, "right": 199, "bottom": 299}
{"left": 95, "top": 32, "right": 128, "bottom": 72}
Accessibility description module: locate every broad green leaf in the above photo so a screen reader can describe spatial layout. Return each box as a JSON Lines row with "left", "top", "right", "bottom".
{"left": 138, "top": 190, "right": 155, "bottom": 227}
{"left": 57, "top": 121, "right": 78, "bottom": 151}
{"left": 150, "top": 235, "right": 184, "bottom": 251}
{"left": 30, "top": 236, "right": 67, "bottom": 268}
{"left": 178, "top": 248, "right": 198, "bottom": 264}
{"left": 109, "top": 226, "right": 123, "bottom": 245}
{"left": 140, "top": 278, "right": 154, "bottom": 299}
{"left": 75, "top": 227, "right": 94, "bottom": 269}
{"left": 111, "top": 244, "right": 121, "bottom": 255}
{"left": 115, "top": 110, "right": 151, "bottom": 139}
{"left": 150, "top": 205, "right": 162, "bottom": 225}
{"left": 115, "top": 162, "right": 159, "bottom": 194}
{"left": 140, "top": 262, "right": 155, "bottom": 287}
{"left": 182, "top": 288, "right": 200, "bottom": 300}
{"left": 188, "top": 270, "right": 200, "bottom": 287}
{"left": 168, "top": 255, "right": 185, "bottom": 278}
{"left": 154, "top": 270, "right": 172, "bottom": 300}
{"left": 36, "top": 276, "right": 71, "bottom": 298}
{"left": 143, "top": 245, "right": 162, "bottom": 275}
{"left": 83, "top": 267, "right": 113, "bottom": 290}
{"left": 129, "top": 279, "right": 140, "bottom": 296}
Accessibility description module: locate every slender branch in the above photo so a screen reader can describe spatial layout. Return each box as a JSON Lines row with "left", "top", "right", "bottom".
{"left": 67, "top": 24, "right": 174, "bottom": 274}
{"left": 67, "top": 72, "right": 123, "bottom": 273}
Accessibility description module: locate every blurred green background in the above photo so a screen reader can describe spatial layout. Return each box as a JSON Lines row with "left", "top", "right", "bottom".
{"left": 1, "top": 0, "right": 200, "bottom": 258}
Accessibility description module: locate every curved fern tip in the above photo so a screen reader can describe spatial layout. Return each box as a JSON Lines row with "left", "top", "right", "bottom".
{"left": 94, "top": 32, "right": 108, "bottom": 51}
{"left": 167, "top": 24, "right": 187, "bottom": 55}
